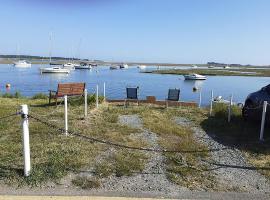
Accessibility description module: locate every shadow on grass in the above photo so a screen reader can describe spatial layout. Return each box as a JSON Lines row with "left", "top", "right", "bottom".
{"left": 200, "top": 111, "right": 270, "bottom": 153}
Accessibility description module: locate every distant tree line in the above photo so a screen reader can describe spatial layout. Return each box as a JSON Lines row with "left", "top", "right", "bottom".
{"left": 0, "top": 54, "right": 82, "bottom": 60}
{"left": 207, "top": 62, "right": 255, "bottom": 67}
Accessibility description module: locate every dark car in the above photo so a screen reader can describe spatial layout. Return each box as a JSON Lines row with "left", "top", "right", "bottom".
{"left": 242, "top": 84, "right": 270, "bottom": 121}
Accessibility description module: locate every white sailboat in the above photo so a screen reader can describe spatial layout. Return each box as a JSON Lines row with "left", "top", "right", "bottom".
{"left": 40, "top": 67, "right": 70, "bottom": 74}
{"left": 40, "top": 32, "right": 71, "bottom": 74}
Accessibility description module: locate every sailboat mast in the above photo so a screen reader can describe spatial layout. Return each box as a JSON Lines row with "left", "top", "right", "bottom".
{"left": 49, "top": 32, "right": 53, "bottom": 64}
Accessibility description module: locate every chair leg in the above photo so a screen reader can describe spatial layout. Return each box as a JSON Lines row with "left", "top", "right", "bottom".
{"left": 55, "top": 98, "right": 58, "bottom": 106}
{"left": 166, "top": 100, "right": 168, "bottom": 108}
{"left": 137, "top": 100, "right": 139, "bottom": 106}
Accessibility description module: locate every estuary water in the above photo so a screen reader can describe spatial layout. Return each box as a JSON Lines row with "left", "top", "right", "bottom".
{"left": 0, "top": 64, "right": 269, "bottom": 106}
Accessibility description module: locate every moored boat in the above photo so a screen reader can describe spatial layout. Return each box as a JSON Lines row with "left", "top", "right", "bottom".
{"left": 13, "top": 60, "right": 31, "bottom": 67}
{"left": 40, "top": 66, "right": 70, "bottom": 74}
{"left": 120, "top": 64, "right": 128, "bottom": 69}
{"left": 138, "top": 65, "right": 146, "bottom": 69}
{"left": 63, "top": 63, "right": 75, "bottom": 70}
{"left": 110, "top": 65, "right": 119, "bottom": 70}
{"left": 75, "top": 63, "right": 92, "bottom": 69}
{"left": 183, "top": 73, "right": 207, "bottom": 80}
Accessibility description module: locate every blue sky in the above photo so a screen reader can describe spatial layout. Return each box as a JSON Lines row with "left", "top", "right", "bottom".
{"left": 0, "top": 0, "right": 270, "bottom": 64}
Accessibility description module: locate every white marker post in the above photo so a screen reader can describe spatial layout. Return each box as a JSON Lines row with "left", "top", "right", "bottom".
{"left": 64, "top": 95, "right": 68, "bottom": 136}
{"left": 96, "top": 84, "right": 99, "bottom": 108}
{"left": 210, "top": 90, "right": 214, "bottom": 116}
{"left": 228, "top": 95, "right": 233, "bottom": 123}
{"left": 103, "top": 82, "right": 106, "bottom": 101}
{"left": 21, "top": 105, "right": 31, "bottom": 177}
{"left": 260, "top": 101, "right": 267, "bottom": 141}
{"left": 84, "top": 88, "right": 88, "bottom": 118}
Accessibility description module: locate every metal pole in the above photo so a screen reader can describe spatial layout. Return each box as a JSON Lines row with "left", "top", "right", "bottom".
{"left": 64, "top": 95, "right": 68, "bottom": 136}
{"left": 260, "top": 101, "right": 267, "bottom": 141}
{"left": 84, "top": 88, "right": 87, "bottom": 118}
{"left": 199, "top": 89, "right": 202, "bottom": 108}
{"left": 103, "top": 82, "right": 106, "bottom": 101}
{"left": 21, "top": 105, "right": 31, "bottom": 177}
{"left": 228, "top": 95, "right": 233, "bottom": 122}
{"left": 210, "top": 90, "right": 213, "bottom": 116}
{"left": 96, "top": 84, "right": 99, "bottom": 108}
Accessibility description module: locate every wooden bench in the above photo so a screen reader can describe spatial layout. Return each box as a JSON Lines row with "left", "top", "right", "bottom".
{"left": 49, "top": 82, "right": 86, "bottom": 105}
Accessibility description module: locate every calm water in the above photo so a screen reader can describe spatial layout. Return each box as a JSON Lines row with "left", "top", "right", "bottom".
{"left": 0, "top": 64, "right": 269, "bottom": 106}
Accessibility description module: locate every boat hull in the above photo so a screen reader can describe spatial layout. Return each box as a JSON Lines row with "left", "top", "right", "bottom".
{"left": 184, "top": 77, "right": 206, "bottom": 80}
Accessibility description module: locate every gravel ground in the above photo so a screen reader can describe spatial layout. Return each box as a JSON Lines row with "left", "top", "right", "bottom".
{"left": 174, "top": 117, "right": 270, "bottom": 193}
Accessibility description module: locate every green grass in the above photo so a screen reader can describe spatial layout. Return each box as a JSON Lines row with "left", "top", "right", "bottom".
{"left": 1, "top": 91, "right": 23, "bottom": 98}
{"left": 147, "top": 68, "right": 270, "bottom": 77}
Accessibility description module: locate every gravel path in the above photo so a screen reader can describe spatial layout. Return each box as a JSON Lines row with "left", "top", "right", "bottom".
{"left": 175, "top": 117, "right": 270, "bottom": 193}
{"left": 100, "top": 115, "right": 189, "bottom": 195}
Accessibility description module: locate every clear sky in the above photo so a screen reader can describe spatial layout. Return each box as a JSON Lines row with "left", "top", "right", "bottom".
{"left": 0, "top": 0, "right": 270, "bottom": 65}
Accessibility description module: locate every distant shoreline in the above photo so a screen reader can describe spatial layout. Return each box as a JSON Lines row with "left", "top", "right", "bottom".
{"left": 146, "top": 68, "right": 270, "bottom": 77}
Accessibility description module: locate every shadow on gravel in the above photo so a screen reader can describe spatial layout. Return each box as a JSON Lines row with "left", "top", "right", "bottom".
{"left": 200, "top": 111, "right": 270, "bottom": 152}
{"left": 200, "top": 109, "right": 270, "bottom": 170}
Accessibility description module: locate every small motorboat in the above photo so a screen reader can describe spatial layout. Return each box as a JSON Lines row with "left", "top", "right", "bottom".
{"left": 183, "top": 73, "right": 207, "bottom": 80}
{"left": 120, "top": 64, "right": 128, "bottom": 69}
{"left": 13, "top": 60, "right": 31, "bottom": 67}
{"left": 138, "top": 65, "right": 146, "bottom": 70}
{"left": 224, "top": 65, "right": 230, "bottom": 69}
{"left": 110, "top": 65, "right": 119, "bottom": 70}
{"left": 192, "top": 65, "right": 198, "bottom": 69}
{"left": 75, "top": 63, "right": 92, "bottom": 69}
{"left": 63, "top": 63, "right": 75, "bottom": 70}
{"left": 40, "top": 66, "right": 70, "bottom": 74}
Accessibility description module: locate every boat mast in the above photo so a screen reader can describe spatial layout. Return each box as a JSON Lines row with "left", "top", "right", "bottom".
{"left": 49, "top": 31, "right": 53, "bottom": 64}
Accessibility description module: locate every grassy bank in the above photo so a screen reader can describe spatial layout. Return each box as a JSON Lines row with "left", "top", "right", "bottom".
{"left": 147, "top": 68, "right": 270, "bottom": 77}
{"left": 0, "top": 96, "right": 215, "bottom": 189}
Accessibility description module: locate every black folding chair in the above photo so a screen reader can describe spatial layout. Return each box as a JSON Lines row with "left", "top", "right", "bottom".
{"left": 125, "top": 87, "right": 139, "bottom": 107}
{"left": 166, "top": 88, "right": 180, "bottom": 108}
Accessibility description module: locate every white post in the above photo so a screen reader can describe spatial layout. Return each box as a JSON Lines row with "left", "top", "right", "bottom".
{"left": 96, "top": 84, "right": 99, "bottom": 108}
{"left": 210, "top": 90, "right": 213, "bottom": 116}
{"left": 228, "top": 95, "right": 233, "bottom": 122}
{"left": 199, "top": 89, "right": 202, "bottom": 108}
{"left": 21, "top": 105, "right": 31, "bottom": 177}
{"left": 260, "top": 101, "right": 267, "bottom": 141}
{"left": 64, "top": 95, "right": 68, "bottom": 136}
{"left": 84, "top": 88, "right": 87, "bottom": 118}
{"left": 103, "top": 82, "right": 106, "bottom": 101}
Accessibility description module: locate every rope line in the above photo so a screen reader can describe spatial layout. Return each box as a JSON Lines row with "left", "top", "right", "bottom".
{"left": 28, "top": 114, "right": 228, "bottom": 154}
{"left": 0, "top": 113, "right": 19, "bottom": 121}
